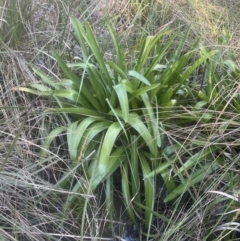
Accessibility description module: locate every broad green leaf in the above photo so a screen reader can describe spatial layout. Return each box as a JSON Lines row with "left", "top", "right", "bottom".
{"left": 144, "top": 158, "right": 175, "bottom": 179}
{"left": 28, "top": 83, "right": 51, "bottom": 92}
{"left": 46, "top": 107, "right": 107, "bottom": 119}
{"left": 158, "top": 87, "right": 173, "bottom": 105}
{"left": 201, "top": 113, "right": 213, "bottom": 122}
{"left": 91, "top": 146, "right": 125, "bottom": 190}
{"left": 49, "top": 89, "right": 82, "bottom": 104}
{"left": 106, "top": 99, "right": 127, "bottom": 141}
{"left": 139, "top": 152, "right": 154, "bottom": 231}
{"left": 153, "top": 64, "right": 167, "bottom": 71}
{"left": 70, "top": 17, "right": 90, "bottom": 62}
{"left": 102, "top": 147, "right": 125, "bottom": 180}
{"left": 113, "top": 83, "right": 129, "bottom": 122}
{"left": 67, "top": 121, "right": 79, "bottom": 161}
{"left": 109, "top": 87, "right": 118, "bottom": 107}
{"left": 81, "top": 121, "right": 110, "bottom": 147}
{"left": 67, "top": 118, "right": 97, "bottom": 162}
{"left": 198, "top": 91, "right": 209, "bottom": 101}
{"left": 141, "top": 93, "right": 161, "bottom": 147}
{"left": 109, "top": 110, "right": 158, "bottom": 157}
{"left": 135, "top": 36, "right": 154, "bottom": 72}
{"left": 224, "top": 59, "right": 240, "bottom": 73}
{"left": 195, "top": 100, "right": 208, "bottom": 109}
{"left": 122, "top": 160, "right": 137, "bottom": 224}
{"left": 51, "top": 49, "right": 82, "bottom": 89}
{"left": 32, "top": 68, "right": 75, "bottom": 89}
{"left": 128, "top": 70, "right": 151, "bottom": 86}
{"left": 63, "top": 174, "right": 89, "bottom": 212}
{"left": 206, "top": 58, "right": 217, "bottom": 99}
{"left": 18, "top": 87, "right": 42, "bottom": 95}
{"left": 105, "top": 20, "right": 126, "bottom": 72}
{"left": 121, "top": 79, "right": 135, "bottom": 93}
{"left": 129, "top": 84, "right": 160, "bottom": 101}
{"left": 105, "top": 176, "right": 114, "bottom": 220}
{"left": 84, "top": 22, "right": 110, "bottom": 77}
{"left": 98, "top": 122, "right": 122, "bottom": 175}
{"left": 32, "top": 67, "right": 63, "bottom": 88}
{"left": 129, "top": 135, "right": 141, "bottom": 213}
{"left": 191, "top": 140, "right": 211, "bottom": 146}
{"left": 108, "top": 61, "right": 128, "bottom": 80}
{"left": 163, "top": 144, "right": 182, "bottom": 156}
{"left": 55, "top": 79, "right": 75, "bottom": 86}
{"left": 127, "top": 113, "right": 158, "bottom": 157}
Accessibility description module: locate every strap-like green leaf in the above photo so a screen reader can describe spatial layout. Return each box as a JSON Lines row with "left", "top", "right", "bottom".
{"left": 52, "top": 49, "right": 104, "bottom": 111}
{"left": 46, "top": 107, "right": 107, "bottom": 119}
{"left": 160, "top": 53, "right": 192, "bottom": 86}
{"left": 67, "top": 118, "right": 97, "bottom": 162}
{"left": 122, "top": 160, "right": 137, "bottom": 225}
{"left": 91, "top": 146, "right": 125, "bottom": 190}
{"left": 164, "top": 163, "right": 218, "bottom": 202}
{"left": 139, "top": 152, "right": 155, "bottom": 231}
{"left": 176, "top": 147, "right": 219, "bottom": 175}
{"left": 41, "top": 126, "right": 67, "bottom": 159}
{"left": 128, "top": 70, "right": 151, "bottom": 86}
{"left": 98, "top": 122, "right": 123, "bottom": 175}
{"left": 129, "top": 135, "right": 142, "bottom": 214}
{"left": 127, "top": 113, "right": 158, "bottom": 157}
{"left": 121, "top": 79, "right": 135, "bottom": 93}
{"left": 105, "top": 19, "right": 126, "bottom": 73}
{"left": 71, "top": 17, "right": 112, "bottom": 86}
{"left": 145, "top": 34, "right": 175, "bottom": 79}
{"left": 70, "top": 17, "right": 90, "bottom": 62}
{"left": 67, "top": 62, "right": 108, "bottom": 111}
{"left": 81, "top": 121, "right": 110, "bottom": 147}
{"left": 113, "top": 83, "right": 129, "bottom": 122}
{"left": 108, "top": 61, "right": 128, "bottom": 80}
{"left": 32, "top": 68, "right": 60, "bottom": 88}
{"left": 179, "top": 50, "right": 217, "bottom": 84}
{"left": 141, "top": 93, "right": 161, "bottom": 148}
{"left": 135, "top": 32, "right": 166, "bottom": 72}
{"left": 29, "top": 83, "right": 51, "bottom": 92}
{"left": 129, "top": 84, "right": 160, "bottom": 101}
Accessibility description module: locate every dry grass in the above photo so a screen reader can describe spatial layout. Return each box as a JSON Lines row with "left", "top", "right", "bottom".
{"left": 1, "top": 0, "right": 240, "bottom": 240}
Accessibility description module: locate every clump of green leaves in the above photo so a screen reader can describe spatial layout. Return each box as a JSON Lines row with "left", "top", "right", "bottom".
{"left": 19, "top": 16, "right": 217, "bottom": 237}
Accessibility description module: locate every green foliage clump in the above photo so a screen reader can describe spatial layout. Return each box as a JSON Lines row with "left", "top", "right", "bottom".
{"left": 19, "top": 16, "right": 240, "bottom": 239}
